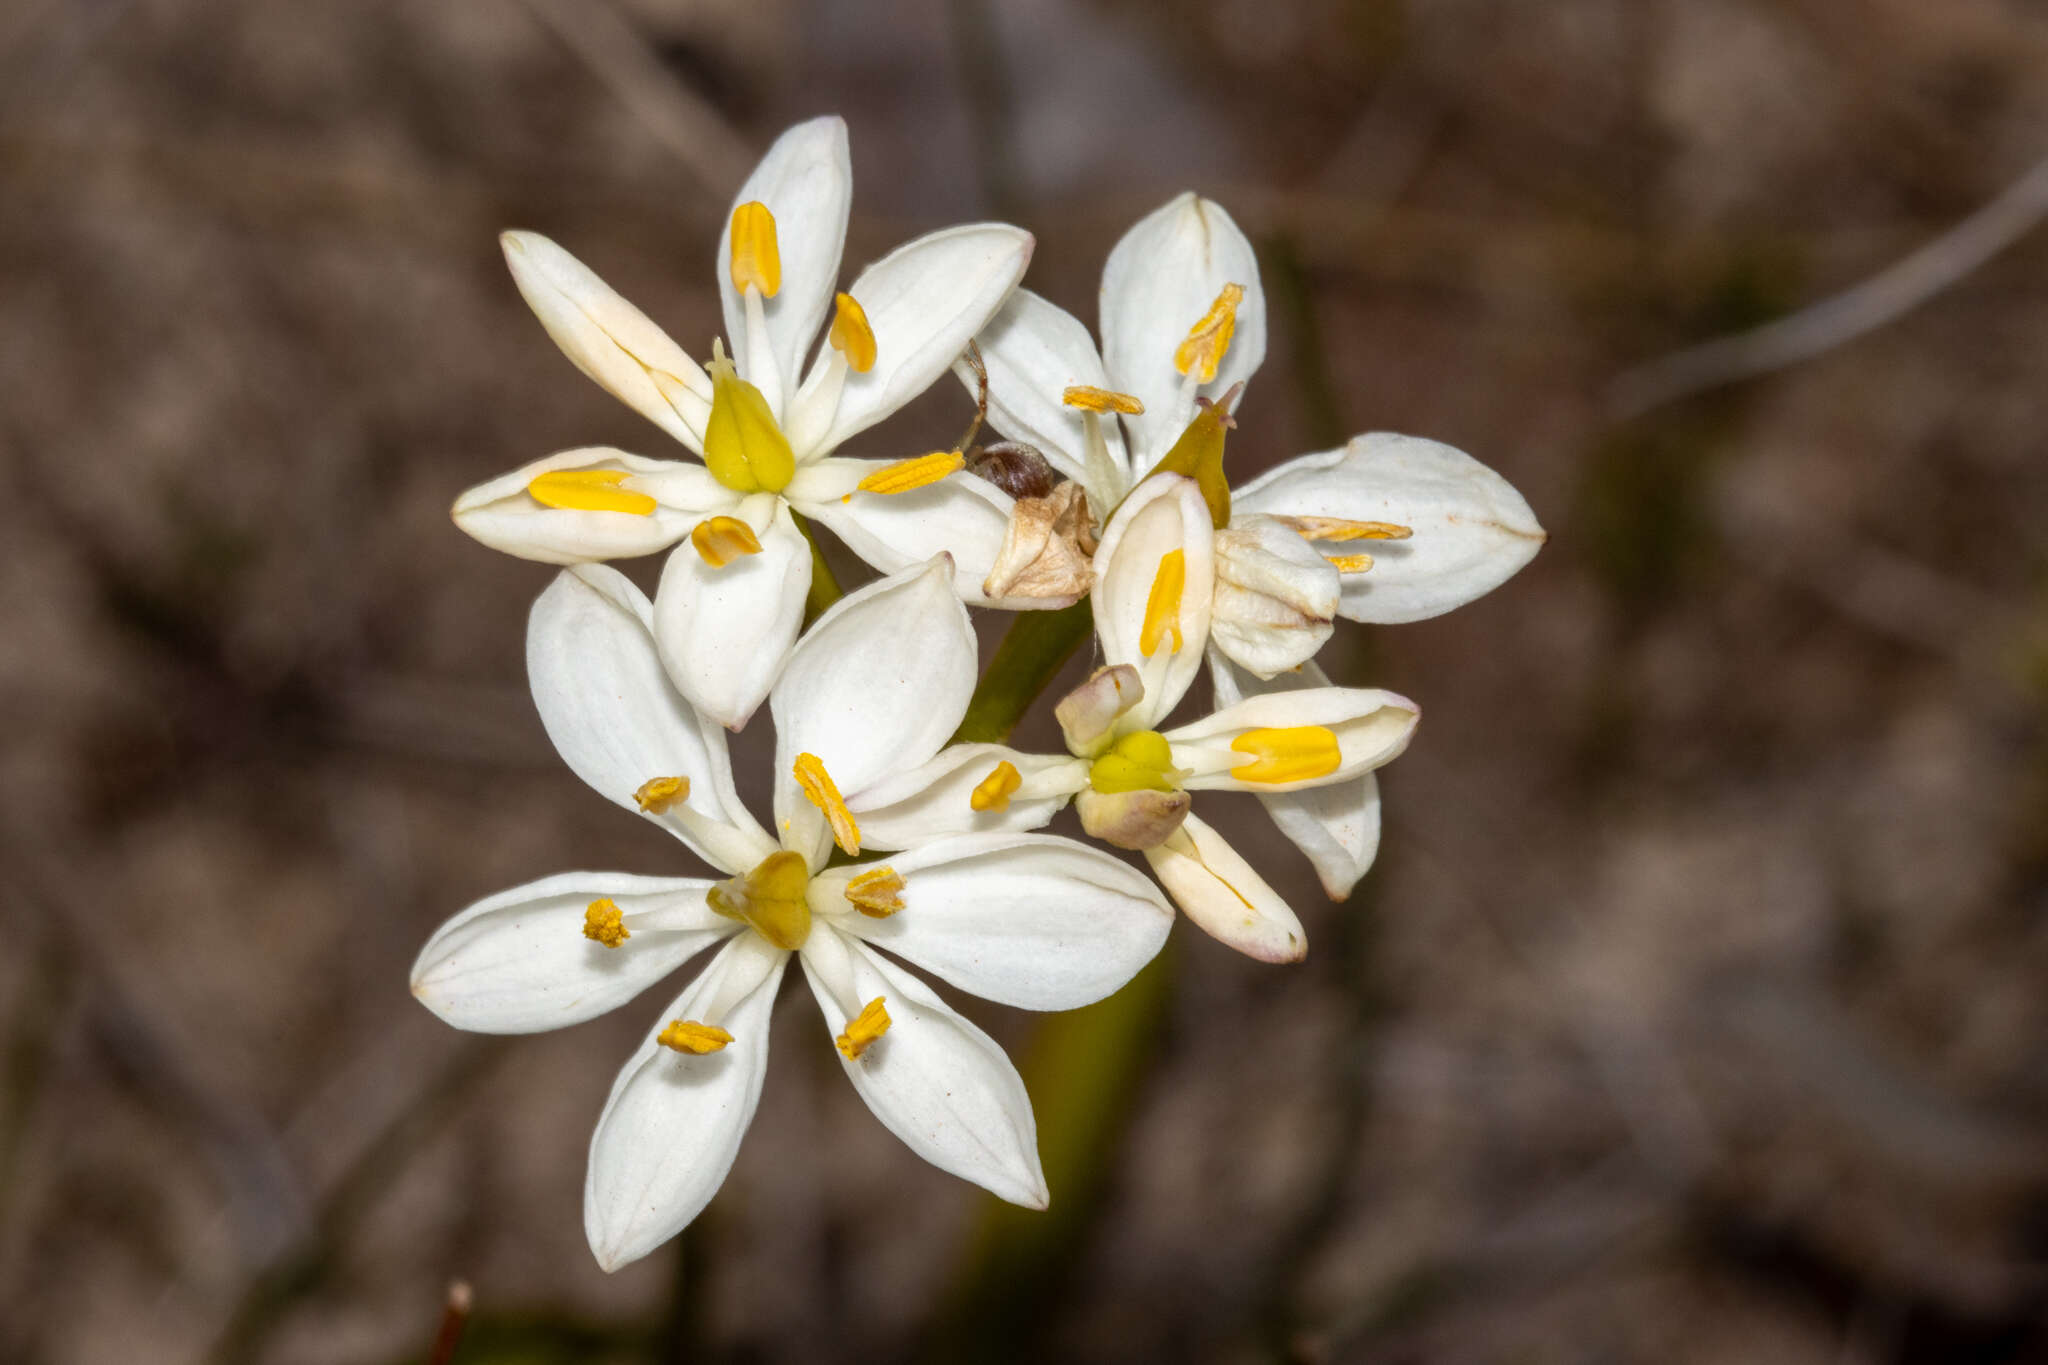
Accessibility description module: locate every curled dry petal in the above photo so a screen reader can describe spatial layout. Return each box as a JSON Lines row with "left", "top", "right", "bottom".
{"left": 981, "top": 480, "right": 1095, "bottom": 606}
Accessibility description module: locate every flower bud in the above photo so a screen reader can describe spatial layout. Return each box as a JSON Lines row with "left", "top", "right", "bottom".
{"left": 1076, "top": 786, "right": 1192, "bottom": 851}
{"left": 1209, "top": 514, "right": 1341, "bottom": 679}
{"left": 1054, "top": 663, "right": 1143, "bottom": 757}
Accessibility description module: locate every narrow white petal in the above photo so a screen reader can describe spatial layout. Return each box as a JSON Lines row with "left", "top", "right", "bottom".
{"left": 502, "top": 232, "right": 710, "bottom": 452}
{"left": 451, "top": 448, "right": 711, "bottom": 565}
{"left": 529, "top": 566, "right": 777, "bottom": 874}
{"left": 821, "top": 833, "right": 1172, "bottom": 1010}
{"left": 790, "top": 461, "right": 1029, "bottom": 608}
{"left": 1090, "top": 474, "right": 1214, "bottom": 728}
{"left": 843, "top": 745, "right": 1086, "bottom": 848}
{"left": 951, "top": 288, "right": 1124, "bottom": 489}
{"left": 410, "top": 872, "right": 731, "bottom": 1033}
{"left": 1167, "top": 686, "right": 1418, "bottom": 793}
{"left": 769, "top": 558, "right": 978, "bottom": 856}
{"left": 799, "top": 925, "right": 1047, "bottom": 1208}
{"left": 809, "top": 225, "right": 1034, "bottom": 455}
{"left": 1209, "top": 656, "right": 1383, "bottom": 900}
{"left": 716, "top": 117, "right": 852, "bottom": 410}
{"left": 1209, "top": 514, "right": 1341, "bottom": 679}
{"left": 1098, "top": 194, "right": 1265, "bottom": 469}
{"left": 1143, "top": 811, "right": 1306, "bottom": 963}
{"left": 652, "top": 502, "right": 811, "bottom": 731}
{"left": 1231, "top": 434, "right": 1545, "bottom": 624}
{"left": 584, "top": 934, "right": 787, "bottom": 1271}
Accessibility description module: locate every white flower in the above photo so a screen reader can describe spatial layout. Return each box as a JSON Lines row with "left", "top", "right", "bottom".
{"left": 409, "top": 557, "right": 1173, "bottom": 1271}
{"left": 840, "top": 476, "right": 1420, "bottom": 963}
{"left": 957, "top": 190, "right": 1546, "bottom": 672}
{"left": 452, "top": 117, "right": 1043, "bottom": 731}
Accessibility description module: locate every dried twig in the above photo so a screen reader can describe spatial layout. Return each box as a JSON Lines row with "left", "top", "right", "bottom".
{"left": 427, "top": 1280, "right": 474, "bottom": 1365}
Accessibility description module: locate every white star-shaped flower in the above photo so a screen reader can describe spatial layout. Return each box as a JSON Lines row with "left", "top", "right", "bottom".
{"left": 410, "top": 557, "right": 1172, "bottom": 1270}
{"left": 452, "top": 117, "right": 1050, "bottom": 731}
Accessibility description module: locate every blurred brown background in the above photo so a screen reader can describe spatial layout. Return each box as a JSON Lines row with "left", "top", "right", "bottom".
{"left": 7, "top": 0, "right": 2048, "bottom": 1361}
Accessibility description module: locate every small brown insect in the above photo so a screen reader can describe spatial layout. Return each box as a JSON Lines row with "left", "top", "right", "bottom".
{"left": 957, "top": 341, "right": 1058, "bottom": 500}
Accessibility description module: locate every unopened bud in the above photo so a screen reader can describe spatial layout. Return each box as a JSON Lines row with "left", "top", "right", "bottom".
{"left": 1076, "top": 786, "right": 1192, "bottom": 851}
{"left": 1054, "top": 663, "right": 1143, "bottom": 757}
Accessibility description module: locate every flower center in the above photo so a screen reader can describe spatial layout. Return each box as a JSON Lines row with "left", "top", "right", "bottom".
{"left": 707, "top": 849, "right": 813, "bottom": 951}
{"left": 703, "top": 339, "right": 796, "bottom": 494}
{"left": 1149, "top": 390, "right": 1238, "bottom": 528}
{"left": 1088, "top": 729, "right": 1181, "bottom": 794}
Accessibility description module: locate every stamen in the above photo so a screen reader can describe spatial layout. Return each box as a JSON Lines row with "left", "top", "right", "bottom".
{"left": 1062, "top": 385, "right": 1145, "bottom": 414}
{"left": 969, "top": 761, "right": 1023, "bottom": 812}
{"left": 793, "top": 753, "right": 861, "bottom": 855}
{"left": 845, "top": 866, "right": 906, "bottom": 917}
{"left": 634, "top": 776, "right": 691, "bottom": 814}
{"left": 691, "top": 515, "right": 763, "bottom": 568}
{"left": 828, "top": 291, "right": 877, "bottom": 373}
{"left": 1139, "top": 548, "right": 1186, "bottom": 657}
{"left": 835, "top": 996, "right": 891, "bottom": 1061}
{"left": 850, "top": 450, "right": 965, "bottom": 499}
{"left": 658, "top": 1019, "right": 734, "bottom": 1054}
{"left": 526, "top": 468, "right": 657, "bottom": 516}
{"left": 1284, "top": 516, "right": 1412, "bottom": 542}
{"left": 582, "top": 898, "right": 629, "bottom": 947}
{"left": 1173, "top": 283, "right": 1246, "bottom": 382}
{"left": 728, "top": 201, "right": 782, "bottom": 298}
{"left": 1229, "top": 725, "right": 1342, "bottom": 784}
{"left": 1325, "top": 553, "right": 1375, "bottom": 573}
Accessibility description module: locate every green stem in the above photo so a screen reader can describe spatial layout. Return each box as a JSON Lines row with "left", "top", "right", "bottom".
{"left": 951, "top": 600, "right": 1095, "bottom": 744}
{"left": 791, "top": 512, "right": 843, "bottom": 627}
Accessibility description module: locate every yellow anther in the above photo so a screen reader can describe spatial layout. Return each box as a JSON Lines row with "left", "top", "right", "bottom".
{"left": 1286, "top": 516, "right": 1412, "bottom": 542}
{"left": 1087, "top": 729, "right": 1180, "bottom": 794}
{"left": 703, "top": 341, "right": 796, "bottom": 494}
{"left": 634, "top": 776, "right": 691, "bottom": 814}
{"left": 969, "top": 760, "right": 1023, "bottom": 813}
{"left": 845, "top": 866, "right": 906, "bottom": 918}
{"left": 1325, "top": 553, "right": 1375, "bottom": 573}
{"left": 691, "top": 515, "right": 762, "bottom": 568}
{"left": 582, "top": 898, "right": 629, "bottom": 948}
{"left": 526, "top": 468, "right": 657, "bottom": 516}
{"left": 1138, "top": 548, "right": 1186, "bottom": 657}
{"left": 707, "top": 850, "right": 813, "bottom": 950}
{"left": 793, "top": 753, "right": 861, "bottom": 855}
{"left": 850, "top": 450, "right": 965, "bottom": 499}
{"left": 1173, "top": 283, "right": 1245, "bottom": 382}
{"left": 828, "top": 291, "right": 877, "bottom": 373}
{"left": 1062, "top": 385, "right": 1145, "bottom": 415}
{"left": 728, "top": 201, "right": 781, "bottom": 298}
{"left": 658, "top": 1019, "right": 734, "bottom": 1054}
{"left": 1229, "top": 725, "right": 1342, "bottom": 784}
{"left": 836, "top": 996, "right": 891, "bottom": 1061}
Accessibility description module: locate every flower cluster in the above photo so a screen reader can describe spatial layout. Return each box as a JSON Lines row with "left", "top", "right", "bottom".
{"left": 413, "top": 117, "right": 1543, "bottom": 1270}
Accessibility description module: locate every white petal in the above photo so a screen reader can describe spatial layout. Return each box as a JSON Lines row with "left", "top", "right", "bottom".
{"left": 716, "top": 117, "right": 852, "bottom": 410}
{"left": 790, "top": 460, "right": 1030, "bottom": 608}
{"left": 807, "top": 225, "right": 1034, "bottom": 455}
{"left": 843, "top": 745, "right": 1086, "bottom": 848}
{"left": 1231, "top": 434, "right": 1545, "bottom": 624}
{"left": 1090, "top": 474, "right": 1214, "bottom": 728}
{"left": 584, "top": 934, "right": 786, "bottom": 1271}
{"left": 1209, "top": 514, "right": 1342, "bottom": 678}
{"left": 952, "top": 288, "right": 1125, "bottom": 489}
{"left": 411, "top": 872, "right": 731, "bottom": 1034}
{"left": 652, "top": 501, "right": 811, "bottom": 731}
{"left": 820, "top": 833, "right": 1172, "bottom": 1010}
{"left": 1210, "top": 655, "right": 1381, "bottom": 899}
{"left": 799, "top": 925, "right": 1047, "bottom": 1207}
{"left": 502, "top": 232, "right": 710, "bottom": 452}
{"left": 1167, "top": 685, "right": 1418, "bottom": 793}
{"left": 529, "top": 566, "right": 777, "bottom": 874}
{"left": 1143, "top": 811, "right": 1306, "bottom": 963}
{"left": 451, "top": 448, "right": 711, "bottom": 565}
{"left": 1098, "top": 193, "right": 1265, "bottom": 469}
{"left": 769, "top": 557, "right": 978, "bottom": 860}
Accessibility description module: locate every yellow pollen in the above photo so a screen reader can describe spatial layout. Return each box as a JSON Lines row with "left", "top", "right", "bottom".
{"left": 728, "top": 201, "right": 781, "bottom": 297}
{"left": 1229, "top": 725, "right": 1342, "bottom": 784}
{"left": 1173, "top": 283, "right": 1245, "bottom": 382}
{"left": 845, "top": 866, "right": 906, "bottom": 917}
{"left": 829, "top": 291, "right": 877, "bottom": 373}
{"left": 658, "top": 1019, "right": 734, "bottom": 1054}
{"left": 836, "top": 996, "right": 891, "bottom": 1061}
{"left": 582, "top": 898, "right": 629, "bottom": 947}
{"left": 969, "top": 761, "right": 1023, "bottom": 812}
{"left": 793, "top": 753, "right": 861, "bottom": 854}
{"left": 1062, "top": 385, "right": 1145, "bottom": 415}
{"left": 1325, "top": 553, "right": 1375, "bottom": 573}
{"left": 691, "top": 515, "right": 763, "bottom": 568}
{"left": 1287, "top": 516, "right": 1412, "bottom": 542}
{"left": 849, "top": 450, "right": 965, "bottom": 500}
{"left": 1139, "top": 548, "right": 1187, "bottom": 657}
{"left": 634, "top": 776, "right": 691, "bottom": 814}
{"left": 525, "top": 468, "right": 657, "bottom": 516}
